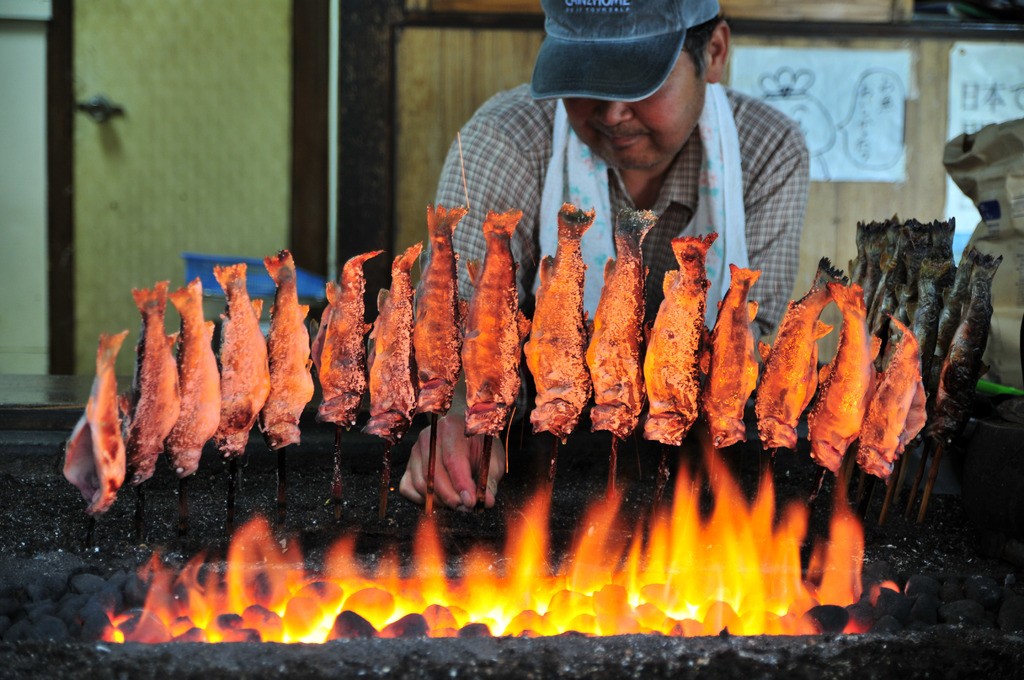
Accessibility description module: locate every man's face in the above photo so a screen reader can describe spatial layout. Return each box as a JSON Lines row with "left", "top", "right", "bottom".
{"left": 562, "top": 51, "right": 707, "bottom": 175}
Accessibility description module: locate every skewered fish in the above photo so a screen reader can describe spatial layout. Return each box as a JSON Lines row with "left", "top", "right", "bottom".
{"left": 314, "top": 250, "right": 382, "bottom": 427}
{"left": 642, "top": 233, "right": 716, "bottom": 447}
{"left": 807, "top": 282, "right": 877, "bottom": 473}
{"left": 363, "top": 242, "right": 423, "bottom": 443}
{"left": 910, "top": 257, "right": 951, "bottom": 393}
{"left": 260, "top": 250, "right": 314, "bottom": 450}
{"left": 165, "top": 279, "right": 221, "bottom": 477}
{"left": 702, "top": 265, "right": 761, "bottom": 449}
{"left": 857, "top": 317, "right": 927, "bottom": 480}
{"left": 123, "top": 282, "right": 181, "bottom": 485}
{"left": 524, "top": 203, "right": 595, "bottom": 440}
{"left": 755, "top": 258, "right": 843, "bottom": 451}
{"left": 928, "top": 247, "right": 976, "bottom": 395}
{"left": 587, "top": 209, "right": 657, "bottom": 440}
{"left": 64, "top": 330, "right": 130, "bottom": 515}
{"left": 212, "top": 263, "right": 271, "bottom": 459}
{"left": 462, "top": 210, "right": 531, "bottom": 437}
{"left": 928, "top": 250, "right": 1002, "bottom": 448}
{"left": 413, "top": 205, "right": 468, "bottom": 416}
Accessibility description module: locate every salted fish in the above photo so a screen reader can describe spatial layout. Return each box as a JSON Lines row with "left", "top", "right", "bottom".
{"left": 462, "top": 210, "right": 531, "bottom": 437}
{"left": 586, "top": 209, "right": 657, "bottom": 440}
{"left": 413, "top": 205, "right": 467, "bottom": 416}
{"left": 363, "top": 242, "right": 423, "bottom": 443}
{"left": 642, "top": 233, "right": 715, "bottom": 446}
{"left": 64, "top": 330, "right": 130, "bottom": 515}
{"left": 212, "top": 263, "right": 271, "bottom": 459}
{"left": 928, "top": 250, "right": 1002, "bottom": 448}
{"left": 702, "top": 265, "right": 761, "bottom": 449}
{"left": 807, "top": 282, "right": 877, "bottom": 473}
{"left": 755, "top": 258, "right": 843, "bottom": 451}
{"left": 857, "top": 317, "right": 927, "bottom": 480}
{"left": 524, "top": 203, "right": 595, "bottom": 440}
{"left": 123, "top": 282, "right": 181, "bottom": 485}
{"left": 260, "top": 250, "right": 315, "bottom": 450}
{"left": 165, "top": 278, "right": 221, "bottom": 477}
{"left": 314, "top": 250, "right": 382, "bottom": 427}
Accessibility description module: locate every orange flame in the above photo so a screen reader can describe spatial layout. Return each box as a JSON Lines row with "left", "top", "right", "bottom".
{"left": 105, "top": 456, "right": 863, "bottom": 642}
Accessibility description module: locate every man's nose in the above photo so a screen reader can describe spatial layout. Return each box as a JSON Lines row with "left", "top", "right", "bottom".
{"left": 594, "top": 100, "right": 634, "bottom": 125}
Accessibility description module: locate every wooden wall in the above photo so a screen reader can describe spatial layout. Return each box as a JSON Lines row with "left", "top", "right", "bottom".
{"left": 394, "top": 24, "right": 962, "bottom": 356}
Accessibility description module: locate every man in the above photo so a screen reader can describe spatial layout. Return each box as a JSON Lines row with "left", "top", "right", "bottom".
{"left": 400, "top": 0, "right": 809, "bottom": 511}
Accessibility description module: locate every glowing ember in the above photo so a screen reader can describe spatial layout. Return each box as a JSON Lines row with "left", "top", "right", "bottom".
{"left": 104, "top": 458, "right": 864, "bottom": 642}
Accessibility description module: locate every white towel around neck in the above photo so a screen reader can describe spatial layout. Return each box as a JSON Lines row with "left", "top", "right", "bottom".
{"left": 536, "top": 82, "right": 748, "bottom": 328}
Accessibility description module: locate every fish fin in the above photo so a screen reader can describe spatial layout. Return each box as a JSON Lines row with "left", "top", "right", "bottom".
{"left": 300, "top": 304, "right": 310, "bottom": 322}
{"left": 252, "top": 298, "right": 264, "bottom": 320}
{"left": 557, "top": 203, "right": 596, "bottom": 240}
{"left": 377, "top": 288, "right": 389, "bottom": 312}
{"left": 870, "top": 335, "right": 882, "bottom": 362}
{"left": 818, "top": 362, "right": 832, "bottom": 385}
{"left": 538, "top": 256, "right": 554, "bottom": 288}
{"left": 466, "top": 260, "right": 482, "bottom": 287}
{"left": 167, "top": 333, "right": 179, "bottom": 351}
{"left": 603, "top": 257, "right": 616, "bottom": 284}
{"left": 747, "top": 301, "right": 758, "bottom": 323}
{"left": 483, "top": 209, "right": 523, "bottom": 237}
{"left": 813, "top": 320, "right": 833, "bottom": 341}
{"left": 518, "top": 311, "right": 532, "bottom": 343}
{"left": 757, "top": 341, "right": 771, "bottom": 363}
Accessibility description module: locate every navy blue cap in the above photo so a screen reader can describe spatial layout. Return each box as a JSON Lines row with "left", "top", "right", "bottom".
{"left": 531, "top": 0, "right": 720, "bottom": 101}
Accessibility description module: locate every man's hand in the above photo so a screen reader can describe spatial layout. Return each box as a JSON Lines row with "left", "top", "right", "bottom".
{"left": 399, "top": 411, "right": 506, "bottom": 510}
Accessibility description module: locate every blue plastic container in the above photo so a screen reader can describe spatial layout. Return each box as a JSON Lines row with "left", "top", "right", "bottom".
{"left": 182, "top": 252, "right": 327, "bottom": 300}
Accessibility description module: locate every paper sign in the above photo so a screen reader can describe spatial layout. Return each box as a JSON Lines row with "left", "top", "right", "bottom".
{"left": 730, "top": 47, "right": 912, "bottom": 183}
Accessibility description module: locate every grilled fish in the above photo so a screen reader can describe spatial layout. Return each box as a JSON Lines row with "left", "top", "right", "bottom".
{"left": 587, "top": 209, "right": 657, "bottom": 440}
{"left": 165, "top": 278, "right": 221, "bottom": 477}
{"left": 413, "top": 205, "right": 468, "bottom": 416}
{"left": 928, "top": 247, "right": 976, "bottom": 395}
{"left": 642, "top": 233, "right": 716, "bottom": 446}
{"left": 928, "top": 251, "right": 1002, "bottom": 448}
{"left": 314, "top": 250, "right": 382, "bottom": 427}
{"left": 123, "top": 282, "right": 181, "bottom": 485}
{"left": 260, "top": 250, "right": 314, "bottom": 450}
{"left": 807, "top": 282, "right": 877, "bottom": 473}
{"left": 755, "top": 258, "right": 844, "bottom": 451}
{"left": 363, "top": 242, "right": 423, "bottom": 443}
{"left": 64, "top": 330, "right": 130, "bottom": 515}
{"left": 462, "top": 209, "right": 531, "bottom": 437}
{"left": 857, "top": 317, "right": 927, "bottom": 480}
{"left": 212, "top": 263, "right": 271, "bottom": 459}
{"left": 910, "top": 257, "right": 951, "bottom": 393}
{"left": 524, "top": 203, "right": 595, "bottom": 440}
{"left": 702, "top": 265, "right": 761, "bottom": 449}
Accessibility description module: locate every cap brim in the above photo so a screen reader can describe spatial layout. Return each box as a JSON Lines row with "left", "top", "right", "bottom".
{"left": 530, "top": 28, "right": 686, "bottom": 102}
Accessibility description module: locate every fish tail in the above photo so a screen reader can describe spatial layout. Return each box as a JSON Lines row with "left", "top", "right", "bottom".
{"left": 342, "top": 249, "right": 384, "bottom": 283}
{"left": 325, "top": 280, "right": 341, "bottom": 306}
{"left": 263, "top": 249, "right": 295, "bottom": 286}
{"left": 131, "top": 281, "right": 169, "bottom": 315}
{"left": 827, "top": 281, "right": 867, "bottom": 314}
{"left": 98, "top": 330, "right": 130, "bottom": 369}
{"left": 615, "top": 208, "right": 658, "bottom": 254}
{"left": 483, "top": 209, "right": 523, "bottom": 238}
{"left": 815, "top": 257, "right": 848, "bottom": 288}
{"left": 168, "top": 277, "right": 203, "bottom": 315}
{"left": 670, "top": 233, "right": 717, "bottom": 267}
{"left": 395, "top": 242, "right": 424, "bottom": 274}
{"left": 428, "top": 204, "right": 468, "bottom": 238}
{"left": 556, "top": 203, "right": 596, "bottom": 241}
{"left": 730, "top": 265, "right": 761, "bottom": 287}
{"left": 213, "top": 263, "right": 247, "bottom": 293}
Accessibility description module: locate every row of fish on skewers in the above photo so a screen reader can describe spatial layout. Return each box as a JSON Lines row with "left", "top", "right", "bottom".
{"left": 62, "top": 203, "right": 1000, "bottom": 520}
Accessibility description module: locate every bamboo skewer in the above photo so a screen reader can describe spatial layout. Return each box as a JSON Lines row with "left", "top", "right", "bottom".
{"left": 475, "top": 434, "right": 493, "bottom": 513}
{"left": 807, "top": 466, "right": 828, "bottom": 505}
{"left": 133, "top": 484, "right": 146, "bottom": 541}
{"left": 879, "top": 447, "right": 912, "bottom": 525}
{"left": 917, "top": 443, "right": 945, "bottom": 523}
{"left": 653, "top": 443, "right": 671, "bottom": 511}
{"left": 277, "top": 448, "right": 288, "bottom": 525}
{"left": 425, "top": 414, "right": 438, "bottom": 515}
{"left": 904, "top": 439, "right": 935, "bottom": 518}
{"left": 227, "top": 458, "right": 238, "bottom": 535}
{"left": 379, "top": 441, "right": 393, "bottom": 519}
{"left": 548, "top": 434, "right": 559, "bottom": 486}
{"left": 178, "top": 477, "right": 190, "bottom": 537}
{"left": 608, "top": 435, "right": 620, "bottom": 497}
{"left": 332, "top": 425, "right": 343, "bottom": 520}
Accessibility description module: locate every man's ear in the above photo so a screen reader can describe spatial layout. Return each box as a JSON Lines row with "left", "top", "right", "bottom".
{"left": 704, "top": 21, "right": 730, "bottom": 84}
